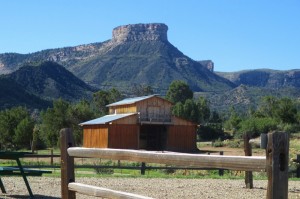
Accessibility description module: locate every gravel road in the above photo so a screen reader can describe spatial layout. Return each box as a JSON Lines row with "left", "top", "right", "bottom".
{"left": 0, "top": 177, "right": 299, "bottom": 199}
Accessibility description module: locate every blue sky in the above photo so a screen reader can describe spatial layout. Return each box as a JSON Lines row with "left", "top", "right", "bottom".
{"left": 0, "top": 0, "right": 299, "bottom": 72}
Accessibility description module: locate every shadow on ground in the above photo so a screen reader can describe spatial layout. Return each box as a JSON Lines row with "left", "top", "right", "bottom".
{"left": 2, "top": 194, "right": 60, "bottom": 199}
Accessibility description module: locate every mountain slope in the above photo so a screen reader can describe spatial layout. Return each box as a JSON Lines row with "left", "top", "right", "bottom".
{"left": 217, "top": 69, "right": 300, "bottom": 89}
{"left": 7, "top": 61, "right": 95, "bottom": 101}
{"left": 0, "top": 23, "right": 235, "bottom": 93}
{"left": 0, "top": 77, "right": 50, "bottom": 109}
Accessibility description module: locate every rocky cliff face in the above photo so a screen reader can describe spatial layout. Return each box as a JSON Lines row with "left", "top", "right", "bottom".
{"left": 112, "top": 23, "right": 168, "bottom": 43}
{"left": 217, "top": 69, "right": 300, "bottom": 88}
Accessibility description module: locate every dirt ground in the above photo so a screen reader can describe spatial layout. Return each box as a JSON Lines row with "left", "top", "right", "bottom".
{"left": 1, "top": 177, "right": 300, "bottom": 199}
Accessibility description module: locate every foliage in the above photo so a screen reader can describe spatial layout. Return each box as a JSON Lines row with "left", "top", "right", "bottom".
{"left": 236, "top": 117, "right": 278, "bottom": 138}
{"left": 197, "top": 123, "right": 226, "bottom": 141}
{"left": 41, "top": 99, "right": 71, "bottom": 147}
{"left": 0, "top": 106, "right": 34, "bottom": 150}
{"left": 68, "top": 100, "right": 96, "bottom": 146}
{"left": 223, "top": 106, "right": 242, "bottom": 133}
{"left": 165, "top": 80, "right": 193, "bottom": 104}
{"left": 41, "top": 99, "right": 96, "bottom": 147}
{"left": 0, "top": 77, "right": 50, "bottom": 110}
{"left": 7, "top": 61, "right": 95, "bottom": 102}
{"left": 171, "top": 93, "right": 211, "bottom": 124}
{"left": 93, "top": 88, "right": 122, "bottom": 115}
{"left": 212, "top": 138, "right": 224, "bottom": 147}
{"left": 131, "top": 84, "right": 154, "bottom": 96}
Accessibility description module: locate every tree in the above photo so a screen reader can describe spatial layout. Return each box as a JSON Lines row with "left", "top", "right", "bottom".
{"left": 257, "top": 96, "right": 278, "bottom": 118}
{"left": 275, "top": 98, "right": 298, "bottom": 124}
{"left": 196, "top": 97, "right": 210, "bottom": 123}
{"left": 93, "top": 88, "right": 122, "bottom": 115}
{"left": 41, "top": 99, "right": 98, "bottom": 147}
{"left": 131, "top": 84, "right": 154, "bottom": 96}
{"left": 0, "top": 107, "right": 34, "bottom": 150}
{"left": 69, "top": 100, "right": 96, "bottom": 146}
{"left": 14, "top": 117, "right": 34, "bottom": 149}
{"left": 41, "top": 99, "right": 71, "bottom": 147}
{"left": 166, "top": 80, "right": 193, "bottom": 104}
{"left": 224, "top": 106, "right": 242, "bottom": 133}
{"left": 237, "top": 117, "right": 277, "bottom": 138}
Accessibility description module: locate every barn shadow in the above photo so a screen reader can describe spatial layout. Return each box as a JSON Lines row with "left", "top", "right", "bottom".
{"left": 3, "top": 195, "right": 60, "bottom": 199}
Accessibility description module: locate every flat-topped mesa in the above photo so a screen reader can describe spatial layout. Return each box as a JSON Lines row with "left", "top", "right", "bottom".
{"left": 112, "top": 23, "right": 168, "bottom": 43}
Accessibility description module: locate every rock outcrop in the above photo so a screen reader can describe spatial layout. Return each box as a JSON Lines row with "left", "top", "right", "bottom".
{"left": 112, "top": 23, "right": 168, "bottom": 43}
{"left": 198, "top": 60, "right": 214, "bottom": 72}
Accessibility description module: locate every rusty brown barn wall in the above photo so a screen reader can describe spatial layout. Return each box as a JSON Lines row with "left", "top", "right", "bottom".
{"left": 83, "top": 125, "right": 109, "bottom": 148}
{"left": 108, "top": 124, "right": 139, "bottom": 149}
{"left": 111, "top": 115, "right": 137, "bottom": 124}
{"left": 167, "top": 125, "right": 197, "bottom": 152}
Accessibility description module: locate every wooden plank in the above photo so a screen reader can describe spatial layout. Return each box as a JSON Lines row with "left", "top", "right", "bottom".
{"left": 244, "top": 133, "right": 253, "bottom": 189}
{"left": 266, "top": 131, "right": 289, "bottom": 199}
{"left": 67, "top": 148, "right": 266, "bottom": 171}
{"left": 60, "top": 128, "right": 76, "bottom": 199}
{"left": 68, "top": 182, "right": 153, "bottom": 199}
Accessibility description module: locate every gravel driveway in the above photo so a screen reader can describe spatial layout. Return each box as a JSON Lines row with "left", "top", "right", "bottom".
{"left": 0, "top": 177, "right": 299, "bottom": 199}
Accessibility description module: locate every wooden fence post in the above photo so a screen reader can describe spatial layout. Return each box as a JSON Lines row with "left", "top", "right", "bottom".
{"left": 297, "top": 154, "right": 300, "bottom": 178}
{"left": 219, "top": 151, "right": 224, "bottom": 176}
{"left": 266, "top": 131, "right": 289, "bottom": 199}
{"left": 244, "top": 133, "right": 253, "bottom": 189}
{"left": 50, "top": 148, "right": 53, "bottom": 166}
{"left": 141, "top": 162, "right": 146, "bottom": 175}
{"left": 60, "top": 128, "right": 76, "bottom": 199}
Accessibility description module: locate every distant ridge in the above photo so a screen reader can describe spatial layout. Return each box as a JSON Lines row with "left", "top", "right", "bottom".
{"left": 7, "top": 61, "right": 95, "bottom": 101}
{"left": 0, "top": 77, "right": 50, "bottom": 109}
{"left": 217, "top": 69, "right": 300, "bottom": 89}
{"left": 0, "top": 23, "right": 235, "bottom": 93}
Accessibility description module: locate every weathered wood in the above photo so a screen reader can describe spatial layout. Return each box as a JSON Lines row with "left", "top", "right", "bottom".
{"left": 218, "top": 151, "right": 224, "bottom": 176}
{"left": 244, "top": 133, "right": 253, "bottom": 189}
{"left": 141, "top": 162, "right": 146, "bottom": 175}
{"left": 68, "top": 182, "right": 153, "bottom": 199}
{"left": 266, "top": 131, "right": 289, "bottom": 199}
{"left": 60, "top": 128, "right": 76, "bottom": 199}
{"left": 68, "top": 148, "right": 266, "bottom": 171}
{"left": 296, "top": 154, "right": 300, "bottom": 178}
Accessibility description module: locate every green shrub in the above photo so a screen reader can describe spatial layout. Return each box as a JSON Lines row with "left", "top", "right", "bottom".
{"left": 212, "top": 138, "right": 224, "bottom": 147}
{"left": 226, "top": 139, "right": 242, "bottom": 148}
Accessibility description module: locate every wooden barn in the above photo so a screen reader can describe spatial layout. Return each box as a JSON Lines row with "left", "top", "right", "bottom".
{"left": 80, "top": 95, "right": 198, "bottom": 152}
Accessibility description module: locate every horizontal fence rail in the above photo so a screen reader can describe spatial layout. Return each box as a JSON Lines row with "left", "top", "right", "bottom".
{"left": 68, "top": 148, "right": 266, "bottom": 172}
{"left": 60, "top": 128, "right": 289, "bottom": 199}
{"left": 68, "top": 183, "right": 153, "bottom": 199}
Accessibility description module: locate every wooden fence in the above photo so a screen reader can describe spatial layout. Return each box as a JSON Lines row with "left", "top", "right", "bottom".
{"left": 60, "top": 128, "right": 289, "bottom": 199}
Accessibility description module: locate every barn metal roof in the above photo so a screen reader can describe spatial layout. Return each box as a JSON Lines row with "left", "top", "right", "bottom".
{"left": 106, "top": 95, "right": 158, "bottom": 107}
{"left": 79, "top": 113, "right": 136, "bottom": 126}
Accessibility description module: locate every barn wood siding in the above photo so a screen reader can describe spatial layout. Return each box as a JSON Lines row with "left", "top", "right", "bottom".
{"left": 136, "top": 96, "right": 172, "bottom": 116}
{"left": 172, "top": 116, "right": 196, "bottom": 126}
{"left": 83, "top": 125, "right": 108, "bottom": 148}
{"left": 109, "top": 104, "right": 137, "bottom": 114}
{"left": 108, "top": 124, "right": 139, "bottom": 149}
{"left": 167, "top": 125, "right": 197, "bottom": 152}
{"left": 111, "top": 114, "right": 137, "bottom": 124}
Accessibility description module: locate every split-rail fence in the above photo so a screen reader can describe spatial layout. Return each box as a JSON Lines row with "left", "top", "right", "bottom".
{"left": 60, "top": 128, "right": 289, "bottom": 199}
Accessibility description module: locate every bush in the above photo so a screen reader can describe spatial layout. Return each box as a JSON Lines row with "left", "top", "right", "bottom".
{"left": 212, "top": 138, "right": 224, "bottom": 147}
{"left": 198, "top": 123, "right": 226, "bottom": 141}
{"left": 225, "top": 139, "right": 242, "bottom": 148}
